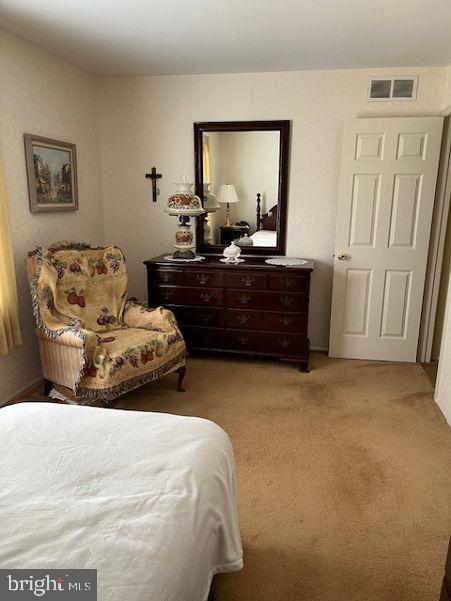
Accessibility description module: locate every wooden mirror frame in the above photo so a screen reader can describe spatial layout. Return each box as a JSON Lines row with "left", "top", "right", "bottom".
{"left": 194, "top": 120, "right": 290, "bottom": 256}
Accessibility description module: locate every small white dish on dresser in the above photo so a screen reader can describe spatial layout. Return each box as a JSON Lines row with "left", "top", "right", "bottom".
{"left": 222, "top": 241, "right": 243, "bottom": 264}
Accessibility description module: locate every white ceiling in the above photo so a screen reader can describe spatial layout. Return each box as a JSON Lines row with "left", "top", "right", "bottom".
{"left": 1, "top": 0, "right": 451, "bottom": 76}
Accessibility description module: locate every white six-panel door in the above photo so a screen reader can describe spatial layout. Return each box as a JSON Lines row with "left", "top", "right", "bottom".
{"left": 329, "top": 117, "right": 443, "bottom": 362}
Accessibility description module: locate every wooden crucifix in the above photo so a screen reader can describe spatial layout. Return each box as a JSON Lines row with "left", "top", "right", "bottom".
{"left": 145, "top": 167, "right": 162, "bottom": 202}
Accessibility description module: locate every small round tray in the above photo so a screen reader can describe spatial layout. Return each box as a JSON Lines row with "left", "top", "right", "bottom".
{"left": 265, "top": 258, "right": 308, "bottom": 267}
{"left": 163, "top": 255, "right": 205, "bottom": 262}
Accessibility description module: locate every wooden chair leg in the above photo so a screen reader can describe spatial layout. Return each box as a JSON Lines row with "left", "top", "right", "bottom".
{"left": 176, "top": 366, "right": 186, "bottom": 392}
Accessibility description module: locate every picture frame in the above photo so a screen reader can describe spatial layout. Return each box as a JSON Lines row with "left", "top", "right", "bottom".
{"left": 24, "top": 134, "right": 78, "bottom": 213}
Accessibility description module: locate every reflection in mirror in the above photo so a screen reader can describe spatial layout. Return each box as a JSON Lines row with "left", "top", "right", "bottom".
{"left": 202, "top": 131, "right": 280, "bottom": 248}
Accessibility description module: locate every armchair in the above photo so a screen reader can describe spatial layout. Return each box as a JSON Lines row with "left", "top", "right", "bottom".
{"left": 27, "top": 241, "right": 186, "bottom": 405}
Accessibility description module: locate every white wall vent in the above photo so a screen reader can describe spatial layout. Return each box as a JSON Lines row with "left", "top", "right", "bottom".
{"left": 367, "top": 76, "right": 418, "bottom": 101}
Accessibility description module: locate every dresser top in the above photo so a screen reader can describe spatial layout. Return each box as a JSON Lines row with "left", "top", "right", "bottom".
{"left": 145, "top": 255, "right": 314, "bottom": 272}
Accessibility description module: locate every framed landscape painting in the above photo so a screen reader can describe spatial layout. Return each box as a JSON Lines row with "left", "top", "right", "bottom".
{"left": 24, "top": 134, "right": 78, "bottom": 212}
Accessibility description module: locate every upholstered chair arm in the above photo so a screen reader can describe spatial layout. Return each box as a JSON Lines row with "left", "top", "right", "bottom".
{"left": 36, "top": 328, "right": 85, "bottom": 349}
{"left": 123, "top": 302, "right": 179, "bottom": 332}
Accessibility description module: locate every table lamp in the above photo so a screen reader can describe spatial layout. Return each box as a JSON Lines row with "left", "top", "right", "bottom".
{"left": 165, "top": 177, "right": 205, "bottom": 259}
{"left": 217, "top": 184, "right": 239, "bottom": 227}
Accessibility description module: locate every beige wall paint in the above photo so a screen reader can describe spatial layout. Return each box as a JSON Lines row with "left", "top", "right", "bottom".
{"left": 444, "top": 65, "right": 451, "bottom": 112}
{"left": 97, "top": 67, "right": 446, "bottom": 349}
{"left": 0, "top": 31, "right": 104, "bottom": 401}
{"left": 436, "top": 90, "right": 451, "bottom": 423}
{"left": 435, "top": 278, "right": 451, "bottom": 425}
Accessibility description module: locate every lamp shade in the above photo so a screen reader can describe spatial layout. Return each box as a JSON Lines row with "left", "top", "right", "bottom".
{"left": 217, "top": 184, "right": 239, "bottom": 205}
{"left": 165, "top": 180, "right": 205, "bottom": 216}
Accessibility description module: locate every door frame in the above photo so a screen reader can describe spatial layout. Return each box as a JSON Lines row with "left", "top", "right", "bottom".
{"left": 418, "top": 111, "right": 451, "bottom": 362}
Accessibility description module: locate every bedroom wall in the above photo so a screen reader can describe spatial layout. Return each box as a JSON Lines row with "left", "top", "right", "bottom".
{"left": 435, "top": 278, "right": 451, "bottom": 425}
{"left": 0, "top": 31, "right": 104, "bottom": 402}
{"left": 444, "top": 65, "right": 451, "bottom": 111}
{"left": 96, "top": 67, "right": 446, "bottom": 350}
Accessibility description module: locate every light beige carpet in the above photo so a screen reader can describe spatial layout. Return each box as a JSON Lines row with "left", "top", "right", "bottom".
{"left": 15, "top": 353, "right": 450, "bottom": 599}
{"left": 115, "top": 352, "right": 451, "bottom": 601}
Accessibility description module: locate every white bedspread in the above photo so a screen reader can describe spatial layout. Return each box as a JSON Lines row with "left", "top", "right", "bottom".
{"left": 0, "top": 403, "right": 243, "bottom": 601}
{"left": 250, "top": 229, "right": 277, "bottom": 247}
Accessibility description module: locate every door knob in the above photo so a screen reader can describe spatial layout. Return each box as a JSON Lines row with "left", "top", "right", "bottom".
{"left": 337, "top": 252, "right": 349, "bottom": 261}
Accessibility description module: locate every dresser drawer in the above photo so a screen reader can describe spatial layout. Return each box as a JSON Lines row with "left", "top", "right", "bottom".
{"left": 227, "top": 289, "right": 307, "bottom": 312}
{"left": 182, "top": 326, "right": 224, "bottom": 349}
{"left": 169, "top": 305, "right": 224, "bottom": 327}
{"left": 153, "top": 269, "right": 184, "bottom": 286}
{"left": 227, "top": 309, "right": 306, "bottom": 332}
{"left": 269, "top": 274, "right": 309, "bottom": 292}
{"left": 146, "top": 255, "right": 313, "bottom": 371}
{"left": 225, "top": 329, "right": 306, "bottom": 356}
{"left": 184, "top": 270, "right": 223, "bottom": 287}
{"left": 156, "top": 286, "right": 224, "bottom": 307}
{"left": 224, "top": 272, "right": 267, "bottom": 290}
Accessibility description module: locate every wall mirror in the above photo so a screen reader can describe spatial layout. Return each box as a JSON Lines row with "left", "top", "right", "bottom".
{"left": 194, "top": 120, "right": 290, "bottom": 255}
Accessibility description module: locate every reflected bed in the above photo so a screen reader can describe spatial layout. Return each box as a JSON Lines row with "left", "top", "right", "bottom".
{"left": 250, "top": 229, "right": 277, "bottom": 247}
{"left": 251, "top": 200, "right": 278, "bottom": 247}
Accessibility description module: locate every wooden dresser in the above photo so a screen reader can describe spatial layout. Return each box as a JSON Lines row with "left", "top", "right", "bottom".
{"left": 144, "top": 255, "right": 314, "bottom": 371}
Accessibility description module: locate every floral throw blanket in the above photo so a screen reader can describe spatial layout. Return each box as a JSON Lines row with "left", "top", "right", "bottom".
{"left": 31, "top": 242, "right": 185, "bottom": 402}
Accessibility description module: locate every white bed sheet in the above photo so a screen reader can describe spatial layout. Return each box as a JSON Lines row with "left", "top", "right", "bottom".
{"left": 0, "top": 403, "right": 243, "bottom": 601}
{"left": 250, "top": 229, "right": 277, "bottom": 247}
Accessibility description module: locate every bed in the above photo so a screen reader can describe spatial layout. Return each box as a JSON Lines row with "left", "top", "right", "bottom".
{"left": 250, "top": 194, "right": 278, "bottom": 247}
{"left": 250, "top": 229, "right": 277, "bottom": 247}
{"left": 0, "top": 403, "right": 243, "bottom": 601}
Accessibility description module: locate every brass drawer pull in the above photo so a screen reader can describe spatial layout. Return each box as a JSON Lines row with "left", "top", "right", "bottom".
{"left": 161, "top": 289, "right": 173, "bottom": 300}
{"left": 238, "top": 294, "right": 251, "bottom": 305}
{"left": 237, "top": 314, "right": 250, "bottom": 324}
{"left": 237, "top": 336, "right": 249, "bottom": 345}
{"left": 280, "top": 295, "right": 293, "bottom": 307}
{"left": 242, "top": 276, "right": 255, "bottom": 287}
{"left": 201, "top": 313, "right": 212, "bottom": 323}
{"left": 161, "top": 273, "right": 173, "bottom": 283}
{"left": 279, "top": 317, "right": 293, "bottom": 327}
{"left": 196, "top": 273, "right": 210, "bottom": 285}
{"left": 278, "top": 337, "right": 290, "bottom": 348}
{"left": 200, "top": 292, "right": 213, "bottom": 303}
{"left": 202, "top": 333, "right": 212, "bottom": 344}
{"left": 284, "top": 278, "right": 295, "bottom": 288}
